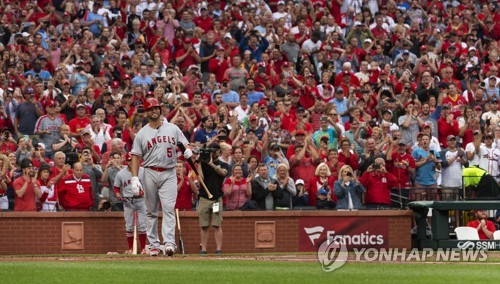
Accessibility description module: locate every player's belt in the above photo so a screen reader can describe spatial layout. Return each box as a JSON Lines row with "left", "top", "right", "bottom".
{"left": 146, "top": 166, "right": 173, "bottom": 172}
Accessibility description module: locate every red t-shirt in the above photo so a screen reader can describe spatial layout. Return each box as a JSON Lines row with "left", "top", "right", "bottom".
{"left": 467, "top": 219, "right": 496, "bottom": 240}
{"left": 175, "top": 175, "right": 193, "bottom": 210}
{"left": 13, "top": 177, "right": 41, "bottom": 212}
{"left": 386, "top": 152, "right": 416, "bottom": 187}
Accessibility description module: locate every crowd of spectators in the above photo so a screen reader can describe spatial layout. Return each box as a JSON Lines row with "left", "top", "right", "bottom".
{"left": 0, "top": 0, "right": 499, "bottom": 212}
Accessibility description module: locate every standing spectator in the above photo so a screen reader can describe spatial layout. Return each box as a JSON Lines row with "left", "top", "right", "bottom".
{"left": 412, "top": 134, "right": 442, "bottom": 200}
{"left": 251, "top": 163, "right": 282, "bottom": 210}
{"left": 440, "top": 135, "right": 467, "bottom": 200}
{"left": 37, "top": 163, "right": 56, "bottom": 212}
{"left": 308, "top": 163, "right": 336, "bottom": 207}
{"left": 438, "top": 104, "right": 459, "bottom": 148}
{"left": 478, "top": 132, "right": 500, "bottom": 182}
{"left": 15, "top": 88, "right": 44, "bottom": 136}
{"left": 334, "top": 165, "right": 365, "bottom": 210}
{"left": 193, "top": 116, "right": 217, "bottom": 145}
{"left": 338, "top": 138, "right": 359, "bottom": 171}
{"left": 223, "top": 164, "right": 252, "bottom": 211}
{"left": 274, "top": 163, "right": 296, "bottom": 209}
{"left": 175, "top": 160, "right": 197, "bottom": 211}
{"left": 359, "top": 158, "right": 398, "bottom": 209}
{"left": 80, "top": 147, "right": 103, "bottom": 210}
{"left": 223, "top": 55, "right": 249, "bottom": 91}
{"left": 34, "top": 101, "right": 64, "bottom": 158}
{"left": 13, "top": 159, "right": 41, "bottom": 212}
{"left": 399, "top": 101, "right": 423, "bottom": 146}
{"left": 102, "top": 151, "right": 125, "bottom": 211}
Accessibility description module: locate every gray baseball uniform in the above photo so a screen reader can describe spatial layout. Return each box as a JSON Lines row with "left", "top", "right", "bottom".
{"left": 114, "top": 167, "right": 146, "bottom": 232}
{"left": 130, "top": 122, "right": 189, "bottom": 250}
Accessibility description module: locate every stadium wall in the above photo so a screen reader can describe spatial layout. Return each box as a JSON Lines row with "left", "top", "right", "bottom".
{"left": 0, "top": 210, "right": 412, "bottom": 255}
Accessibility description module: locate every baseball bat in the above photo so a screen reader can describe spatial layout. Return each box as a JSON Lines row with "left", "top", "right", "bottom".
{"left": 175, "top": 209, "right": 185, "bottom": 255}
{"left": 132, "top": 211, "right": 138, "bottom": 255}
{"left": 177, "top": 143, "right": 213, "bottom": 199}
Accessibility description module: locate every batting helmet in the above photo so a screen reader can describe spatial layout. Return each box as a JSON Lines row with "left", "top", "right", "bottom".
{"left": 144, "top": 98, "right": 160, "bottom": 110}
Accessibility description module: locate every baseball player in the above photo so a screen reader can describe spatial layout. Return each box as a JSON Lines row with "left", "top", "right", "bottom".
{"left": 130, "top": 98, "right": 192, "bottom": 256}
{"left": 114, "top": 153, "right": 147, "bottom": 254}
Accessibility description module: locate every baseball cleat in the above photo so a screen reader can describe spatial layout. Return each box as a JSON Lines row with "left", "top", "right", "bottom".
{"left": 124, "top": 249, "right": 133, "bottom": 255}
{"left": 215, "top": 250, "right": 222, "bottom": 255}
{"left": 165, "top": 244, "right": 175, "bottom": 256}
{"left": 148, "top": 248, "right": 160, "bottom": 256}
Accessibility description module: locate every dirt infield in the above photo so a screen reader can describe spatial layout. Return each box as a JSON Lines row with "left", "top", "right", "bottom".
{"left": 0, "top": 253, "right": 319, "bottom": 263}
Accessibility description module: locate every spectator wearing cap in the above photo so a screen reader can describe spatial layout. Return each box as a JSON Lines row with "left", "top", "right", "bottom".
{"left": 359, "top": 157, "right": 398, "bottom": 209}
{"left": 413, "top": 123, "right": 442, "bottom": 153}
{"left": 245, "top": 114, "right": 265, "bottom": 141}
{"left": 208, "top": 45, "right": 230, "bottom": 83}
{"left": 478, "top": 132, "right": 500, "bottom": 182}
{"left": 55, "top": 79, "right": 77, "bottom": 120}
{"left": 329, "top": 87, "right": 350, "bottom": 124}
{"left": 85, "top": 2, "right": 106, "bottom": 36}
{"left": 481, "top": 97, "right": 500, "bottom": 127}
{"left": 174, "top": 37, "right": 201, "bottom": 73}
{"left": 399, "top": 101, "right": 424, "bottom": 146}
{"left": 261, "top": 139, "right": 289, "bottom": 179}
{"left": 14, "top": 88, "right": 44, "bottom": 136}
{"left": 312, "top": 115, "right": 341, "bottom": 150}
{"left": 438, "top": 103, "right": 459, "bottom": 148}
{"left": 69, "top": 103, "right": 91, "bottom": 141}
{"left": 386, "top": 133, "right": 416, "bottom": 189}
{"left": 292, "top": 179, "right": 309, "bottom": 207}
{"left": 193, "top": 116, "right": 218, "bottom": 144}
{"left": 37, "top": 163, "right": 56, "bottom": 212}
{"left": 13, "top": 158, "right": 42, "bottom": 212}
{"left": 411, "top": 133, "right": 441, "bottom": 199}
{"left": 223, "top": 55, "right": 249, "bottom": 91}
{"left": 266, "top": 115, "right": 292, "bottom": 148}
{"left": 34, "top": 100, "right": 64, "bottom": 158}
{"left": 484, "top": 76, "right": 499, "bottom": 99}
{"left": 440, "top": 135, "right": 467, "bottom": 199}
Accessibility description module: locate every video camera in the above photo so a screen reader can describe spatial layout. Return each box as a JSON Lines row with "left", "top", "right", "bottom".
{"left": 199, "top": 146, "right": 219, "bottom": 163}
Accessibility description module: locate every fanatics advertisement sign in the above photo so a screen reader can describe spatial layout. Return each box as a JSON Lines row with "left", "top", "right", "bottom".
{"left": 299, "top": 217, "right": 389, "bottom": 251}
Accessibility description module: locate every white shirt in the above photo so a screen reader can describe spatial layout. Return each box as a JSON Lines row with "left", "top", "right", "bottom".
{"left": 481, "top": 111, "right": 500, "bottom": 126}
{"left": 441, "top": 149, "right": 464, "bottom": 187}
{"left": 478, "top": 145, "right": 500, "bottom": 181}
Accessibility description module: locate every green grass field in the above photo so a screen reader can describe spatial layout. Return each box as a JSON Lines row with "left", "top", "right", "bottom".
{"left": 0, "top": 257, "right": 499, "bottom": 284}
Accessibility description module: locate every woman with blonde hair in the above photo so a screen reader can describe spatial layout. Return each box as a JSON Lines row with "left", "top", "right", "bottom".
{"left": 274, "top": 163, "right": 297, "bottom": 209}
{"left": 334, "top": 165, "right": 365, "bottom": 209}
{"left": 218, "top": 142, "right": 233, "bottom": 165}
{"left": 223, "top": 164, "right": 252, "bottom": 210}
{"left": 308, "top": 162, "right": 336, "bottom": 207}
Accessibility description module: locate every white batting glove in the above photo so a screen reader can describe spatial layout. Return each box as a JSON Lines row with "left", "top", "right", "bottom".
{"left": 184, "top": 148, "right": 193, "bottom": 159}
{"left": 131, "top": 177, "right": 142, "bottom": 196}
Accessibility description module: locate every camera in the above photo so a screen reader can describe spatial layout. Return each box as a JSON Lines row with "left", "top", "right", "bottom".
{"left": 346, "top": 172, "right": 352, "bottom": 177}
{"left": 373, "top": 164, "right": 381, "bottom": 170}
{"left": 199, "top": 146, "right": 218, "bottom": 163}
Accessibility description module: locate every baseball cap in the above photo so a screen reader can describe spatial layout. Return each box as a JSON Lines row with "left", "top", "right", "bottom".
{"left": 421, "top": 122, "right": 431, "bottom": 128}
{"left": 187, "top": 65, "right": 199, "bottom": 72}
{"left": 295, "top": 179, "right": 304, "bottom": 186}
{"left": 492, "top": 97, "right": 498, "bottom": 103}
{"left": 295, "top": 129, "right": 306, "bottom": 136}
{"left": 278, "top": 1, "right": 285, "bottom": 5}
{"left": 404, "top": 101, "right": 414, "bottom": 108}
{"left": 62, "top": 79, "right": 70, "bottom": 85}
{"left": 25, "top": 87, "right": 34, "bottom": 94}
{"left": 473, "top": 105, "right": 482, "bottom": 111}
{"left": 382, "top": 109, "right": 392, "bottom": 116}
{"left": 402, "top": 50, "right": 410, "bottom": 55}
{"left": 473, "top": 130, "right": 481, "bottom": 135}
{"left": 354, "top": 21, "right": 363, "bottom": 26}
{"left": 485, "top": 132, "right": 494, "bottom": 139}
{"left": 76, "top": 103, "right": 86, "bottom": 109}
{"left": 46, "top": 100, "right": 57, "bottom": 108}
{"left": 249, "top": 115, "right": 258, "bottom": 121}
{"left": 420, "top": 45, "right": 428, "bottom": 51}
{"left": 335, "top": 87, "right": 344, "bottom": 93}
{"left": 81, "top": 129, "right": 91, "bottom": 136}
{"left": 442, "top": 103, "right": 451, "bottom": 109}
{"left": 447, "top": 135, "right": 457, "bottom": 141}
{"left": 318, "top": 189, "right": 328, "bottom": 195}
{"left": 270, "top": 144, "right": 280, "bottom": 150}
{"left": 110, "top": 81, "right": 120, "bottom": 88}
{"left": 364, "top": 38, "right": 372, "bottom": 44}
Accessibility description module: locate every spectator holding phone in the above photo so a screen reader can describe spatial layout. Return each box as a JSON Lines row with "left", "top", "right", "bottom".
{"left": 334, "top": 165, "right": 365, "bottom": 210}
{"left": 412, "top": 133, "right": 441, "bottom": 200}
{"left": 13, "top": 158, "right": 41, "bottom": 212}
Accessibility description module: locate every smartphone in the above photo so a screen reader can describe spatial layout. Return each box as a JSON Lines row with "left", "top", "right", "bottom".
{"left": 430, "top": 150, "right": 435, "bottom": 156}
{"left": 182, "top": 102, "right": 192, "bottom": 107}
{"left": 393, "top": 136, "right": 398, "bottom": 141}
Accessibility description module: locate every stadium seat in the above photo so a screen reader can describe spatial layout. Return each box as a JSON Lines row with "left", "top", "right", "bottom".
{"left": 454, "top": 227, "right": 480, "bottom": 240}
{"left": 494, "top": 231, "right": 500, "bottom": 240}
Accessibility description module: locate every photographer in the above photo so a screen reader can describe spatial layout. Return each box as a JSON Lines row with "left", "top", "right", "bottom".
{"left": 334, "top": 165, "right": 365, "bottom": 210}
{"left": 80, "top": 146, "right": 103, "bottom": 210}
{"left": 196, "top": 142, "right": 229, "bottom": 255}
{"left": 359, "top": 158, "right": 397, "bottom": 209}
